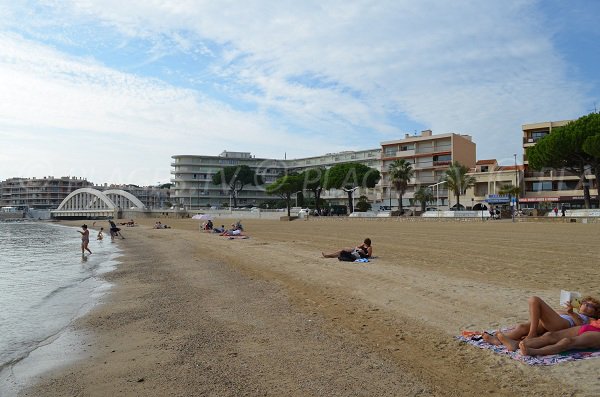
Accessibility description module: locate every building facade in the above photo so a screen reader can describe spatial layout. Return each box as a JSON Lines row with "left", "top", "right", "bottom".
{"left": 380, "top": 130, "right": 476, "bottom": 209}
{"left": 462, "top": 159, "right": 523, "bottom": 210}
{"left": 170, "top": 149, "right": 382, "bottom": 209}
{"left": 0, "top": 176, "right": 92, "bottom": 209}
{"left": 95, "top": 183, "right": 171, "bottom": 209}
{"left": 171, "top": 130, "right": 475, "bottom": 210}
{"left": 521, "top": 120, "right": 598, "bottom": 209}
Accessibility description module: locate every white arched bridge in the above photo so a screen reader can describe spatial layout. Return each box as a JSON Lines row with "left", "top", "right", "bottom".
{"left": 51, "top": 188, "right": 146, "bottom": 218}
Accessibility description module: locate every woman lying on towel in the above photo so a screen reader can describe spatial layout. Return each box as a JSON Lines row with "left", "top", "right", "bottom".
{"left": 519, "top": 319, "right": 600, "bottom": 356}
{"left": 483, "top": 296, "right": 599, "bottom": 351}
{"left": 321, "top": 238, "right": 372, "bottom": 259}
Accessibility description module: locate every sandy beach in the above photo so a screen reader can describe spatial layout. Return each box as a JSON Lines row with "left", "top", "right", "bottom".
{"left": 21, "top": 217, "right": 600, "bottom": 396}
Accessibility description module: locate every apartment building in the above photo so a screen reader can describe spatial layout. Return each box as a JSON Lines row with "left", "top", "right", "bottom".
{"left": 0, "top": 176, "right": 92, "bottom": 209}
{"left": 380, "top": 130, "right": 476, "bottom": 209}
{"left": 95, "top": 183, "right": 171, "bottom": 209}
{"left": 170, "top": 149, "right": 382, "bottom": 208}
{"left": 521, "top": 120, "right": 598, "bottom": 209}
{"left": 462, "top": 160, "right": 523, "bottom": 209}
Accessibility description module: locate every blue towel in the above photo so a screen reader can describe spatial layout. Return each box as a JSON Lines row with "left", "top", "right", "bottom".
{"left": 354, "top": 258, "right": 369, "bottom": 263}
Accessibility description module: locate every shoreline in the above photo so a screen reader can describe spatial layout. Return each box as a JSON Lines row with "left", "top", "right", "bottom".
{"left": 20, "top": 218, "right": 600, "bottom": 396}
{"left": 0, "top": 222, "right": 120, "bottom": 397}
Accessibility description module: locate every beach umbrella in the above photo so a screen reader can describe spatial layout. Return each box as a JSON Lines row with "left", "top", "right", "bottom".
{"left": 192, "top": 214, "right": 213, "bottom": 221}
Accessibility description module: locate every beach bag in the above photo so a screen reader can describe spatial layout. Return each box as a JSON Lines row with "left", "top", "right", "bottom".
{"left": 338, "top": 250, "right": 356, "bottom": 262}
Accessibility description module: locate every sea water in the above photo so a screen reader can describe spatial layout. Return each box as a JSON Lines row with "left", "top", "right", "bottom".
{"left": 0, "top": 222, "right": 120, "bottom": 395}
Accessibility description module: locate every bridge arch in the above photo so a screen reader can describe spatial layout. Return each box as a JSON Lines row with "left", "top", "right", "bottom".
{"left": 104, "top": 189, "right": 146, "bottom": 209}
{"left": 56, "top": 188, "right": 116, "bottom": 211}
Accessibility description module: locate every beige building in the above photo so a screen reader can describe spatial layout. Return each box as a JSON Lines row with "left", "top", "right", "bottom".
{"left": 170, "top": 149, "right": 381, "bottom": 209}
{"left": 521, "top": 120, "right": 598, "bottom": 209}
{"left": 0, "top": 176, "right": 92, "bottom": 209}
{"left": 462, "top": 159, "right": 523, "bottom": 210}
{"left": 380, "top": 130, "right": 476, "bottom": 209}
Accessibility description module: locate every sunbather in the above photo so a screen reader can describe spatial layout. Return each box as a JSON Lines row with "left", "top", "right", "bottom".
{"left": 519, "top": 319, "right": 600, "bottom": 356}
{"left": 483, "top": 296, "right": 599, "bottom": 351}
{"left": 322, "top": 238, "right": 372, "bottom": 259}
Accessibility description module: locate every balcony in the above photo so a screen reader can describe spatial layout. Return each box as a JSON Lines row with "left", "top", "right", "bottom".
{"left": 433, "top": 160, "right": 451, "bottom": 167}
{"left": 395, "top": 149, "right": 415, "bottom": 157}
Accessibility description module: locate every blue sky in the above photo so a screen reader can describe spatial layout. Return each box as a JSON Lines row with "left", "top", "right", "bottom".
{"left": 0, "top": 0, "right": 598, "bottom": 185}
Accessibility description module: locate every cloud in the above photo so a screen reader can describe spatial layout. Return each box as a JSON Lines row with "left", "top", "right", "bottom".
{"left": 0, "top": 1, "right": 595, "bottom": 185}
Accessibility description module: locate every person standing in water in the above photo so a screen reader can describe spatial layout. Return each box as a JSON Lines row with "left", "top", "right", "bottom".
{"left": 78, "top": 224, "right": 92, "bottom": 255}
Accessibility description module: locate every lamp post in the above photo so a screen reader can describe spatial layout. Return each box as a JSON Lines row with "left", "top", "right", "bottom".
{"left": 513, "top": 153, "right": 519, "bottom": 210}
{"left": 428, "top": 181, "right": 447, "bottom": 218}
{"left": 295, "top": 190, "right": 302, "bottom": 207}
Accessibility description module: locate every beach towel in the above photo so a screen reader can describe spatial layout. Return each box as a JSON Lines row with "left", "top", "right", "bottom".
{"left": 354, "top": 258, "right": 369, "bottom": 263}
{"left": 456, "top": 330, "right": 600, "bottom": 366}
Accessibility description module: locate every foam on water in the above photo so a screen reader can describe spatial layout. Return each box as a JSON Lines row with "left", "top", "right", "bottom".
{"left": 0, "top": 222, "right": 120, "bottom": 396}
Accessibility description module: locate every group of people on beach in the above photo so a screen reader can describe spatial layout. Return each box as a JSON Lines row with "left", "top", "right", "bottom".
{"left": 321, "top": 237, "right": 600, "bottom": 356}
{"left": 481, "top": 295, "right": 600, "bottom": 356}
{"left": 78, "top": 220, "right": 125, "bottom": 255}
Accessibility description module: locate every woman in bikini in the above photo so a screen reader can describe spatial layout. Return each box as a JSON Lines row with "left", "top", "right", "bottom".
{"left": 519, "top": 317, "right": 600, "bottom": 356}
{"left": 322, "top": 238, "right": 373, "bottom": 259}
{"left": 483, "top": 295, "right": 599, "bottom": 351}
{"left": 78, "top": 224, "right": 92, "bottom": 255}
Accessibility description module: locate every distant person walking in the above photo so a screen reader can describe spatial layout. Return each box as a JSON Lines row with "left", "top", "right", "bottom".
{"left": 561, "top": 205, "right": 566, "bottom": 217}
{"left": 108, "top": 219, "right": 124, "bottom": 241}
{"left": 78, "top": 224, "right": 92, "bottom": 255}
{"left": 553, "top": 206, "right": 559, "bottom": 217}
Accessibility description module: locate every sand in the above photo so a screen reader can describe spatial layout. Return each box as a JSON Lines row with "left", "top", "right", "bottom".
{"left": 21, "top": 217, "right": 600, "bottom": 396}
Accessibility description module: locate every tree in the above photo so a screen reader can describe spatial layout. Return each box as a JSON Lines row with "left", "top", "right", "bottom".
{"left": 355, "top": 195, "right": 372, "bottom": 212}
{"left": 323, "top": 163, "right": 381, "bottom": 213}
{"left": 265, "top": 174, "right": 303, "bottom": 217}
{"left": 527, "top": 118, "right": 596, "bottom": 208}
{"left": 413, "top": 186, "right": 434, "bottom": 212}
{"left": 299, "top": 168, "right": 326, "bottom": 213}
{"left": 578, "top": 113, "right": 600, "bottom": 207}
{"left": 388, "top": 159, "right": 415, "bottom": 214}
{"left": 211, "top": 165, "right": 263, "bottom": 207}
{"left": 442, "top": 162, "right": 476, "bottom": 209}
{"left": 498, "top": 184, "right": 521, "bottom": 211}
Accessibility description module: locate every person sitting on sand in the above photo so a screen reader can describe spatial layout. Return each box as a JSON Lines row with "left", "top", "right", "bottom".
{"left": 519, "top": 317, "right": 600, "bottom": 356}
{"left": 322, "top": 238, "right": 372, "bottom": 259}
{"left": 482, "top": 296, "right": 599, "bottom": 351}
{"left": 220, "top": 227, "right": 242, "bottom": 236}
{"left": 213, "top": 225, "right": 225, "bottom": 233}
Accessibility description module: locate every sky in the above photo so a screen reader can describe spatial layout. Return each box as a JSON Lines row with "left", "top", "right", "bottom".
{"left": 0, "top": 0, "right": 599, "bottom": 186}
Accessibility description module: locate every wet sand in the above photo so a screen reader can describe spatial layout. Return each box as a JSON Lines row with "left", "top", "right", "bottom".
{"left": 22, "top": 217, "right": 600, "bottom": 396}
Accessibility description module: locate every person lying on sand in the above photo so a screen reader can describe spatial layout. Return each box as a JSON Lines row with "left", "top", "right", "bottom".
{"left": 519, "top": 319, "right": 600, "bottom": 356}
{"left": 483, "top": 296, "right": 599, "bottom": 351}
{"left": 322, "top": 238, "right": 372, "bottom": 259}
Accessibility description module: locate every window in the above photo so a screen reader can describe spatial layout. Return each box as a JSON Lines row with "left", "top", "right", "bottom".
{"left": 480, "top": 166, "right": 488, "bottom": 172}
{"left": 532, "top": 181, "right": 552, "bottom": 191}
{"left": 556, "top": 181, "right": 578, "bottom": 191}
{"left": 531, "top": 131, "right": 549, "bottom": 141}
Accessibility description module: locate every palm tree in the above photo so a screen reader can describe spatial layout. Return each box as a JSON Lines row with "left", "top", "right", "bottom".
{"left": 498, "top": 184, "right": 521, "bottom": 208}
{"left": 442, "top": 161, "right": 476, "bottom": 209}
{"left": 388, "top": 159, "right": 415, "bottom": 214}
{"left": 413, "top": 186, "right": 434, "bottom": 212}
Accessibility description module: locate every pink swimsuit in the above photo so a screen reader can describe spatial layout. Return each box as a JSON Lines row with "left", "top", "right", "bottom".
{"left": 578, "top": 324, "right": 600, "bottom": 335}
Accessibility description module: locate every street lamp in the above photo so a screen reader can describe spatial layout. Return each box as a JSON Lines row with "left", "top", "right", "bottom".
{"left": 343, "top": 186, "right": 360, "bottom": 213}
{"left": 294, "top": 190, "right": 302, "bottom": 207}
{"left": 513, "top": 153, "right": 519, "bottom": 210}
{"left": 428, "top": 180, "right": 447, "bottom": 217}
